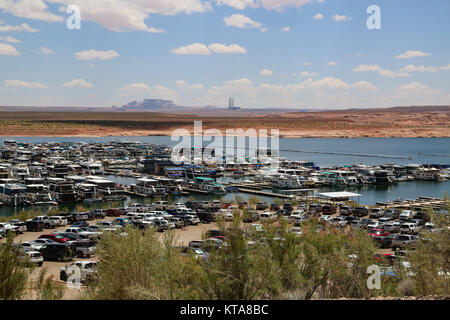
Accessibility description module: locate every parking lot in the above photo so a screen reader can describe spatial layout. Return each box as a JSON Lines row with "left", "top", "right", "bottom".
{"left": 1, "top": 200, "right": 437, "bottom": 299}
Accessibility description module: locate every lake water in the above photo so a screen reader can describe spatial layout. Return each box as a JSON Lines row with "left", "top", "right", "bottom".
{"left": 0, "top": 137, "right": 448, "bottom": 217}
{"left": 1, "top": 136, "right": 448, "bottom": 167}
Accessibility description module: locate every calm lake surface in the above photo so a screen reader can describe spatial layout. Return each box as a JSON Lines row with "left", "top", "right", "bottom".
{"left": 0, "top": 137, "right": 448, "bottom": 216}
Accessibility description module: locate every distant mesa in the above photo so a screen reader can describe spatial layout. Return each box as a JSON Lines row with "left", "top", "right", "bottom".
{"left": 121, "top": 99, "right": 179, "bottom": 110}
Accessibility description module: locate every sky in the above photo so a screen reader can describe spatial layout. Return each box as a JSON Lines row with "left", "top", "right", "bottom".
{"left": 0, "top": 0, "right": 449, "bottom": 109}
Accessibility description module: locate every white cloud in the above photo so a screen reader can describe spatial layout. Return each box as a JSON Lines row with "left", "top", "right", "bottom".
{"left": 441, "top": 64, "right": 450, "bottom": 71}
{"left": 39, "top": 47, "right": 53, "bottom": 54}
{"left": 0, "top": 21, "right": 39, "bottom": 32}
{"left": 119, "top": 83, "right": 178, "bottom": 100}
{"left": 260, "top": 27, "right": 268, "bottom": 32}
{"left": 176, "top": 80, "right": 204, "bottom": 90}
{"left": 353, "top": 64, "right": 382, "bottom": 72}
{"left": 4, "top": 80, "right": 47, "bottom": 88}
{"left": 75, "top": 49, "right": 120, "bottom": 60}
{"left": 62, "top": 79, "right": 94, "bottom": 88}
{"left": 351, "top": 81, "right": 379, "bottom": 91}
{"left": 378, "top": 69, "right": 411, "bottom": 78}
{"left": 224, "top": 14, "right": 262, "bottom": 29}
{"left": 199, "top": 76, "right": 383, "bottom": 109}
{"left": 400, "top": 64, "right": 438, "bottom": 73}
{"left": 0, "top": 35, "right": 22, "bottom": 43}
{"left": 395, "top": 50, "right": 431, "bottom": 59}
{"left": 0, "top": 43, "right": 20, "bottom": 55}
{"left": 0, "top": 0, "right": 63, "bottom": 22}
{"left": 395, "top": 82, "right": 440, "bottom": 96}
{"left": 332, "top": 14, "right": 351, "bottom": 22}
{"left": 260, "top": 69, "right": 273, "bottom": 76}
{"left": 303, "top": 62, "right": 311, "bottom": 66}
{"left": 313, "top": 13, "right": 323, "bottom": 20}
{"left": 300, "top": 71, "right": 317, "bottom": 76}
{"left": 353, "top": 64, "right": 412, "bottom": 78}
{"left": 217, "top": 0, "right": 313, "bottom": 11}
{"left": 119, "top": 83, "right": 152, "bottom": 93}
{"left": 171, "top": 43, "right": 211, "bottom": 55}
{"left": 45, "top": 0, "right": 211, "bottom": 33}
{"left": 280, "top": 26, "right": 290, "bottom": 32}
{"left": 208, "top": 43, "right": 247, "bottom": 54}
{"left": 328, "top": 61, "right": 337, "bottom": 66}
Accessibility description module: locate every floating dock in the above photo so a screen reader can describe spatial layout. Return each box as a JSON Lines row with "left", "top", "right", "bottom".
{"left": 236, "top": 187, "right": 294, "bottom": 199}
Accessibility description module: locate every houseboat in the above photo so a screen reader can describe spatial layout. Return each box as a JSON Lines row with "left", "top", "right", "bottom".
{"left": 0, "top": 183, "right": 28, "bottom": 206}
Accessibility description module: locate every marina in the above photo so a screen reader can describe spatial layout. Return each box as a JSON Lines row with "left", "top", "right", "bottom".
{"left": 0, "top": 138, "right": 448, "bottom": 217}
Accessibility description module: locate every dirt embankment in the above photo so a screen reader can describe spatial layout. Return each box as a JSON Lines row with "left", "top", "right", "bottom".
{"left": 0, "top": 108, "right": 449, "bottom": 138}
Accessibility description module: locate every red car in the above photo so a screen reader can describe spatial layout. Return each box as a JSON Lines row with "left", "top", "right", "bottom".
{"left": 38, "top": 234, "right": 70, "bottom": 243}
{"left": 369, "top": 228, "right": 390, "bottom": 237}
{"left": 106, "top": 209, "right": 121, "bottom": 217}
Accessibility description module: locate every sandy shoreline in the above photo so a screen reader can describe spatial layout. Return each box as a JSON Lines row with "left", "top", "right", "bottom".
{"left": 1, "top": 129, "right": 449, "bottom": 138}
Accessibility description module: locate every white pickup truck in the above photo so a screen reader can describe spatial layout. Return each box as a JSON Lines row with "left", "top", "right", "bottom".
{"left": 27, "top": 216, "right": 58, "bottom": 229}
{"left": 60, "top": 261, "right": 98, "bottom": 283}
{"left": 64, "top": 227, "right": 101, "bottom": 239}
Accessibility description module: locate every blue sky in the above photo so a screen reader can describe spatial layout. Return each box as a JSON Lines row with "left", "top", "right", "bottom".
{"left": 0, "top": 0, "right": 449, "bottom": 109}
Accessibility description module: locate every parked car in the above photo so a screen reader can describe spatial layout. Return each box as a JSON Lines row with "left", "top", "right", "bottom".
{"left": 25, "top": 250, "right": 44, "bottom": 267}
{"left": 369, "top": 228, "right": 390, "bottom": 237}
{"left": 369, "top": 208, "right": 384, "bottom": 219}
{"left": 329, "top": 216, "right": 347, "bottom": 227}
{"left": 179, "top": 214, "right": 200, "bottom": 226}
{"left": 39, "top": 243, "right": 77, "bottom": 261}
{"left": 256, "top": 202, "right": 268, "bottom": 210}
{"left": 242, "top": 210, "right": 260, "bottom": 223}
{"left": 64, "top": 227, "right": 99, "bottom": 239}
{"left": 400, "top": 222, "right": 419, "bottom": 234}
{"left": 260, "top": 211, "right": 276, "bottom": 222}
{"left": 22, "top": 239, "right": 56, "bottom": 251}
{"left": 9, "top": 220, "right": 27, "bottom": 233}
{"left": 210, "top": 200, "right": 222, "bottom": 210}
{"left": 391, "top": 234, "right": 418, "bottom": 250}
{"left": 105, "top": 209, "right": 121, "bottom": 217}
{"left": 197, "top": 210, "right": 216, "bottom": 223}
{"left": 178, "top": 246, "right": 208, "bottom": 261}
{"left": 0, "top": 222, "right": 20, "bottom": 235}
{"left": 71, "top": 240, "right": 96, "bottom": 258}
{"left": 49, "top": 216, "right": 68, "bottom": 227}
{"left": 384, "top": 221, "right": 401, "bottom": 233}
{"left": 167, "top": 216, "right": 185, "bottom": 228}
{"left": 338, "top": 205, "right": 351, "bottom": 216}
{"left": 270, "top": 203, "right": 280, "bottom": 211}
{"left": 373, "top": 235, "right": 393, "bottom": 249}
{"left": 27, "top": 216, "right": 57, "bottom": 229}
{"left": 38, "top": 234, "right": 70, "bottom": 243}
{"left": 367, "top": 221, "right": 383, "bottom": 229}
{"left": 322, "top": 204, "right": 337, "bottom": 215}
{"left": 25, "top": 220, "right": 43, "bottom": 232}
{"left": 308, "top": 203, "right": 322, "bottom": 213}
{"left": 89, "top": 209, "right": 106, "bottom": 219}
{"left": 399, "top": 210, "right": 415, "bottom": 221}
{"left": 353, "top": 206, "right": 369, "bottom": 218}
{"left": 205, "top": 229, "right": 225, "bottom": 240}
{"left": 60, "top": 261, "right": 98, "bottom": 283}
{"left": 71, "top": 221, "right": 89, "bottom": 228}
{"left": 384, "top": 209, "right": 401, "bottom": 219}
{"left": 283, "top": 203, "right": 294, "bottom": 212}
